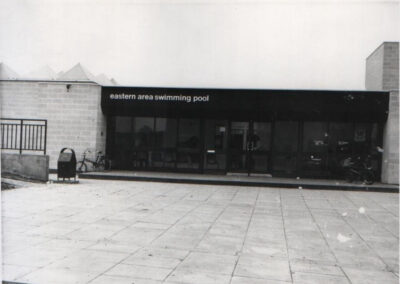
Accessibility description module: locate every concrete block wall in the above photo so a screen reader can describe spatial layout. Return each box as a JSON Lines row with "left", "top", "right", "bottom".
{"left": 382, "top": 90, "right": 399, "bottom": 184}
{"left": 383, "top": 43, "right": 400, "bottom": 90}
{"left": 0, "top": 81, "right": 106, "bottom": 169}
{"left": 1, "top": 153, "right": 49, "bottom": 181}
{"left": 366, "top": 42, "right": 399, "bottom": 91}
{"left": 366, "top": 42, "right": 399, "bottom": 184}
{"left": 365, "top": 44, "right": 384, "bottom": 91}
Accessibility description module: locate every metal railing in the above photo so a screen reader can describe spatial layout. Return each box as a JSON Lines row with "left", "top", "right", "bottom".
{"left": 0, "top": 118, "right": 47, "bottom": 154}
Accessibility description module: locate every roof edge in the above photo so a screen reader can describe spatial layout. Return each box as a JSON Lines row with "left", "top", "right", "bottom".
{"left": 0, "top": 79, "right": 100, "bottom": 85}
{"left": 101, "top": 85, "right": 389, "bottom": 94}
{"left": 366, "top": 42, "right": 399, "bottom": 60}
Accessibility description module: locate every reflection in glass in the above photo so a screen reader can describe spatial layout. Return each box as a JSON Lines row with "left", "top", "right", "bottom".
{"left": 178, "top": 119, "right": 200, "bottom": 149}
{"left": 353, "top": 123, "right": 369, "bottom": 154}
{"left": 230, "top": 154, "right": 247, "bottom": 171}
{"left": 177, "top": 119, "right": 200, "bottom": 169}
{"left": 229, "top": 122, "right": 249, "bottom": 171}
{"left": 155, "top": 118, "right": 177, "bottom": 148}
{"left": 303, "top": 122, "right": 328, "bottom": 152}
{"left": 272, "top": 154, "right": 297, "bottom": 174}
{"left": 272, "top": 122, "right": 298, "bottom": 175}
{"left": 114, "top": 116, "right": 133, "bottom": 169}
{"left": 273, "top": 121, "right": 298, "bottom": 152}
{"left": 252, "top": 154, "right": 269, "bottom": 172}
{"left": 115, "top": 117, "right": 132, "bottom": 133}
{"left": 230, "top": 122, "right": 249, "bottom": 151}
{"left": 253, "top": 122, "right": 271, "bottom": 151}
{"left": 134, "top": 117, "right": 154, "bottom": 148}
{"left": 329, "top": 123, "right": 353, "bottom": 154}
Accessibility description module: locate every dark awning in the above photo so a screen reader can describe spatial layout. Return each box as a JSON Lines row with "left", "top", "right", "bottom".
{"left": 101, "top": 87, "right": 389, "bottom": 122}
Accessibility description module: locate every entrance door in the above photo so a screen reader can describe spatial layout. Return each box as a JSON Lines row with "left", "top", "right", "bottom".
{"left": 203, "top": 120, "right": 228, "bottom": 173}
{"left": 229, "top": 121, "right": 271, "bottom": 174}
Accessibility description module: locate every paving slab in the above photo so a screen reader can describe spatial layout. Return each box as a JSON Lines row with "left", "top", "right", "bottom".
{"left": 2, "top": 178, "right": 398, "bottom": 284}
{"left": 105, "top": 263, "right": 172, "bottom": 281}
{"left": 292, "top": 271, "right": 350, "bottom": 284}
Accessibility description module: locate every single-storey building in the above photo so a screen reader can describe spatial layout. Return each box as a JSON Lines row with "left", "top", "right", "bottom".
{"left": 1, "top": 42, "right": 398, "bottom": 184}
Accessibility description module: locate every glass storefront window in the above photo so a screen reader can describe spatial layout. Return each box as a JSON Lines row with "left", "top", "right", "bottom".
{"left": 353, "top": 123, "right": 369, "bottom": 154}
{"left": 155, "top": 118, "right": 177, "bottom": 148}
{"left": 177, "top": 119, "right": 200, "bottom": 169}
{"left": 369, "top": 123, "right": 380, "bottom": 172}
{"left": 115, "top": 117, "right": 132, "bottom": 133}
{"left": 131, "top": 117, "right": 155, "bottom": 168}
{"left": 251, "top": 122, "right": 271, "bottom": 172}
{"left": 303, "top": 122, "right": 328, "bottom": 152}
{"left": 328, "top": 122, "right": 354, "bottom": 177}
{"left": 152, "top": 118, "right": 178, "bottom": 169}
{"left": 273, "top": 121, "right": 298, "bottom": 152}
{"left": 178, "top": 119, "right": 200, "bottom": 149}
{"left": 133, "top": 117, "right": 154, "bottom": 148}
{"left": 110, "top": 116, "right": 381, "bottom": 179}
{"left": 252, "top": 154, "right": 269, "bottom": 172}
{"left": 329, "top": 123, "right": 353, "bottom": 155}
{"left": 253, "top": 122, "right": 271, "bottom": 152}
{"left": 273, "top": 154, "right": 297, "bottom": 175}
{"left": 114, "top": 116, "right": 134, "bottom": 169}
{"left": 370, "top": 123, "right": 379, "bottom": 150}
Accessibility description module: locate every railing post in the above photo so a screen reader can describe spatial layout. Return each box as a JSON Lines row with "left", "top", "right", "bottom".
{"left": 44, "top": 120, "right": 47, "bottom": 155}
{"left": 19, "top": 119, "right": 23, "bottom": 154}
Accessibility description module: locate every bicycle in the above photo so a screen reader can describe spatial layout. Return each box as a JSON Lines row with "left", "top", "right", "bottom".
{"left": 76, "top": 149, "right": 111, "bottom": 173}
{"left": 342, "top": 155, "right": 374, "bottom": 185}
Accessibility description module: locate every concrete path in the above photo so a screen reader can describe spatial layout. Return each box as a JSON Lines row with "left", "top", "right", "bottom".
{"left": 2, "top": 179, "right": 399, "bottom": 284}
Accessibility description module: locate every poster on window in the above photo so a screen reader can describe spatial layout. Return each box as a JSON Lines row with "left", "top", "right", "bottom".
{"left": 354, "top": 127, "right": 366, "bottom": 142}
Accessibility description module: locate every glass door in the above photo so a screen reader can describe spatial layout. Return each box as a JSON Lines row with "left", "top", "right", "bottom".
{"left": 203, "top": 120, "right": 228, "bottom": 173}
{"left": 251, "top": 122, "right": 272, "bottom": 173}
{"left": 272, "top": 121, "right": 299, "bottom": 176}
{"left": 229, "top": 121, "right": 249, "bottom": 173}
{"left": 229, "top": 121, "right": 271, "bottom": 174}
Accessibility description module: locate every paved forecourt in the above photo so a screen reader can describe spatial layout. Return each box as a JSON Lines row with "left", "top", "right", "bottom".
{"left": 2, "top": 179, "right": 399, "bottom": 284}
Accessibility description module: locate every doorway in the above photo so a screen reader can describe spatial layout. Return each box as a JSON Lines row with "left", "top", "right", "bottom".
{"left": 229, "top": 121, "right": 272, "bottom": 175}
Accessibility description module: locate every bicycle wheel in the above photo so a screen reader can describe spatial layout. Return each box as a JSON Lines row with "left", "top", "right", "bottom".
{"left": 104, "top": 159, "right": 111, "bottom": 171}
{"left": 96, "top": 160, "right": 106, "bottom": 171}
{"left": 345, "top": 170, "right": 354, "bottom": 183}
{"left": 363, "top": 171, "right": 375, "bottom": 185}
{"left": 76, "top": 162, "right": 87, "bottom": 173}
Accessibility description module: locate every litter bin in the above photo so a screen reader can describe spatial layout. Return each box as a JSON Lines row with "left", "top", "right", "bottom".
{"left": 57, "top": 148, "right": 77, "bottom": 180}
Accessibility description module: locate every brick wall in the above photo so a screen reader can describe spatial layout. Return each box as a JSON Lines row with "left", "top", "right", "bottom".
{"left": 366, "top": 42, "right": 399, "bottom": 184}
{"left": 0, "top": 81, "right": 106, "bottom": 169}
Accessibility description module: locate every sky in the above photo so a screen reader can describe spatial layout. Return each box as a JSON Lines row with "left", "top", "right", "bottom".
{"left": 0, "top": 0, "right": 399, "bottom": 90}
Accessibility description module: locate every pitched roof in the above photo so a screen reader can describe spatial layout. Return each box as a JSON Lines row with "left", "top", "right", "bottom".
{"left": 24, "top": 65, "right": 57, "bottom": 80}
{"left": 0, "top": 63, "right": 19, "bottom": 79}
{"left": 110, "top": 78, "right": 118, "bottom": 86}
{"left": 95, "top": 73, "right": 113, "bottom": 86}
{"left": 57, "top": 63, "right": 97, "bottom": 82}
